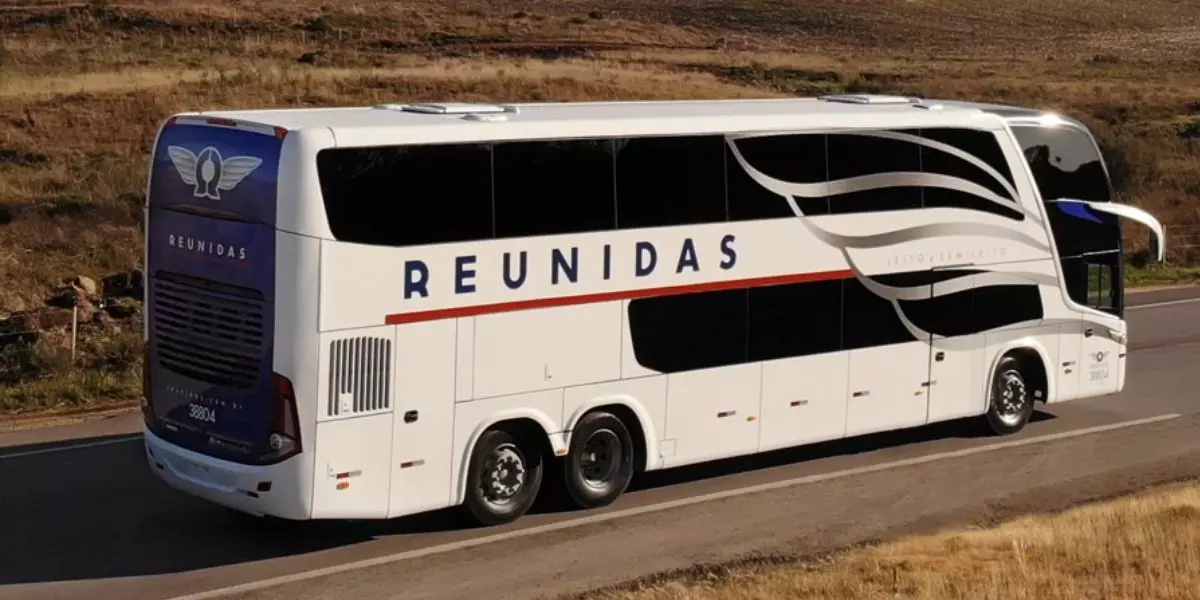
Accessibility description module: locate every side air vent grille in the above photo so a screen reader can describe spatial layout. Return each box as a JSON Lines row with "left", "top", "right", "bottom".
{"left": 328, "top": 337, "right": 392, "bottom": 417}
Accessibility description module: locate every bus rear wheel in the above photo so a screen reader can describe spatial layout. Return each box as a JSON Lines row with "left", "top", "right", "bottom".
{"left": 561, "top": 411, "right": 634, "bottom": 510}
{"left": 984, "top": 355, "right": 1034, "bottom": 435}
{"left": 463, "top": 428, "right": 544, "bottom": 526}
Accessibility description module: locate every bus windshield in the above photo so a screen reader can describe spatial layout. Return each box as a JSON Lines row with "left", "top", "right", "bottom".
{"left": 1010, "top": 123, "right": 1122, "bottom": 316}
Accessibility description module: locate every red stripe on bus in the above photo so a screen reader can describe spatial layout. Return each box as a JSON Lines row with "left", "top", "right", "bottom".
{"left": 383, "top": 268, "right": 855, "bottom": 325}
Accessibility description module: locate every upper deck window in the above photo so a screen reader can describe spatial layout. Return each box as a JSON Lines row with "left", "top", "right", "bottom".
{"left": 317, "top": 144, "right": 494, "bottom": 247}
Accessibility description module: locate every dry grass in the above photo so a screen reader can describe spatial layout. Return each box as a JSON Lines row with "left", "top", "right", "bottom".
{"left": 1, "top": 0, "right": 1200, "bottom": 413}
{"left": 577, "top": 480, "right": 1200, "bottom": 600}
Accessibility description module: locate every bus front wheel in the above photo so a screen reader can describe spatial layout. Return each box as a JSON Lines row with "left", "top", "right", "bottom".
{"left": 984, "top": 355, "right": 1034, "bottom": 435}
{"left": 463, "top": 428, "right": 544, "bottom": 526}
{"left": 561, "top": 410, "right": 635, "bottom": 509}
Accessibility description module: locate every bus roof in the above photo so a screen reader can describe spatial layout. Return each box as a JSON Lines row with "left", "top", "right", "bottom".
{"left": 174, "top": 95, "right": 1065, "bottom": 148}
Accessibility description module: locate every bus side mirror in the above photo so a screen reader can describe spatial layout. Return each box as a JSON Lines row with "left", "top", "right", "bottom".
{"left": 1046, "top": 198, "right": 1165, "bottom": 263}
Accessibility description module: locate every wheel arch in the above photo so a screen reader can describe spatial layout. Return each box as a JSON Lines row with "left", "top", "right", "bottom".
{"left": 453, "top": 409, "right": 566, "bottom": 506}
{"left": 986, "top": 338, "right": 1052, "bottom": 406}
{"left": 564, "top": 395, "right": 658, "bottom": 473}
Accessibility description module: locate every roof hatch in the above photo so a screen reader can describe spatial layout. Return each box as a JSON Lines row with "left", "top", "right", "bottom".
{"left": 817, "top": 94, "right": 921, "bottom": 105}
{"left": 374, "top": 102, "right": 521, "bottom": 115}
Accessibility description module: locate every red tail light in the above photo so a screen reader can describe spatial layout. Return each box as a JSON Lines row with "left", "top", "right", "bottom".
{"left": 141, "top": 343, "right": 155, "bottom": 427}
{"left": 261, "top": 372, "right": 302, "bottom": 463}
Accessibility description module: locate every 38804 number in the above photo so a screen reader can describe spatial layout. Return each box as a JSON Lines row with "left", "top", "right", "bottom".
{"left": 188, "top": 403, "right": 217, "bottom": 423}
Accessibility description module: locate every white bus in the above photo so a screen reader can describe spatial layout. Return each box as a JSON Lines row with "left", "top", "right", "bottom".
{"left": 141, "top": 95, "right": 1165, "bottom": 526}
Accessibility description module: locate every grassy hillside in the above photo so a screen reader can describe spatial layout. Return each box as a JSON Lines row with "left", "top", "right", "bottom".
{"left": 1, "top": 0, "right": 1199, "bottom": 414}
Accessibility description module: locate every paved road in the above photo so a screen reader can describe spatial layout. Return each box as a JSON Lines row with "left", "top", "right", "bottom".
{"left": 1, "top": 288, "right": 1198, "bottom": 600}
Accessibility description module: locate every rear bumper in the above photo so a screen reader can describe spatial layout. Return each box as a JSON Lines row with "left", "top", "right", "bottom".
{"left": 143, "top": 427, "right": 311, "bottom": 519}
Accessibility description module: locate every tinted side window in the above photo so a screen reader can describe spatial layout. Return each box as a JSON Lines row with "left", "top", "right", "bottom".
{"left": 841, "top": 279, "right": 919, "bottom": 349}
{"left": 1067, "top": 251, "right": 1121, "bottom": 317}
{"left": 918, "top": 128, "right": 1016, "bottom": 193}
{"left": 972, "top": 283, "right": 1046, "bottom": 328}
{"left": 317, "top": 144, "right": 493, "bottom": 247}
{"left": 626, "top": 289, "right": 747, "bottom": 373}
{"left": 615, "top": 136, "right": 727, "bottom": 229}
{"left": 917, "top": 128, "right": 1024, "bottom": 221}
{"left": 1011, "top": 125, "right": 1119, "bottom": 257}
{"left": 727, "top": 134, "right": 828, "bottom": 219}
{"left": 826, "top": 131, "right": 922, "bottom": 214}
{"left": 493, "top": 139, "right": 616, "bottom": 238}
{"left": 875, "top": 269, "right": 979, "bottom": 338}
{"left": 877, "top": 269, "right": 1045, "bottom": 337}
{"left": 897, "top": 287, "right": 976, "bottom": 338}
{"left": 748, "top": 280, "right": 842, "bottom": 361}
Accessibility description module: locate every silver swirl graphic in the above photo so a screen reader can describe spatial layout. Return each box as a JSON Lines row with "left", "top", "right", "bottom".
{"left": 722, "top": 129, "right": 1063, "bottom": 342}
{"left": 725, "top": 138, "right": 1048, "bottom": 232}
{"left": 844, "top": 129, "right": 1024, "bottom": 207}
{"left": 800, "top": 219, "right": 1052, "bottom": 254}
{"left": 861, "top": 270, "right": 1061, "bottom": 302}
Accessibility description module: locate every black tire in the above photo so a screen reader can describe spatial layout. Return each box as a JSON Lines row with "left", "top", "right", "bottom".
{"left": 984, "top": 355, "right": 1034, "bottom": 435}
{"left": 561, "top": 411, "right": 635, "bottom": 510}
{"left": 463, "top": 428, "right": 543, "bottom": 527}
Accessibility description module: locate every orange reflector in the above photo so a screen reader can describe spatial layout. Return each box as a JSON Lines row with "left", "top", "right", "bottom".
{"left": 746, "top": 416, "right": 757, "bottom": 422}
{"left": 336, "top": 482, "right": 349, "bottom": 490}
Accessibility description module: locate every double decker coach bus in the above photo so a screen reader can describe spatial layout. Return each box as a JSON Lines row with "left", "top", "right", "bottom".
{"left": 141, "top": 95, "right": 1165, "bottom": 526}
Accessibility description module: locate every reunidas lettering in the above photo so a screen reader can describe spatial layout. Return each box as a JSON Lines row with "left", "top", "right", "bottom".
{"left": 167, "top": 233, "right": 249, "bottom": 261}
{"left": 403, "top": 235, "right": 737, "bottom": 299}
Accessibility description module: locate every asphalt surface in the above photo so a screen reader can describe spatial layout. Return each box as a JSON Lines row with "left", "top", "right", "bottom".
{"left": 1, "top": 286, "right": 1198, "bottom": 600}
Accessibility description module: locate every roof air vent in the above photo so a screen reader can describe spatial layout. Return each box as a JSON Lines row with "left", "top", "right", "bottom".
{"left": 818, "top": 94, "right": 921, "bottom": 105}
{"left": 374, "top": 102, "right": 520, "bottom": 115}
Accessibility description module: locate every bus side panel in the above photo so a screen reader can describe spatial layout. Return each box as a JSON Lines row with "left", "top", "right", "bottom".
{"left": 758, "top": 351, "right": 849, "bottom": 453}
{"left": 662, "top": 363, "right": 762, "bottom": 468}
{"left": 472, "top": 302, "right": 622, "bottom": 400}
{"left": 310, "top": 412, "right": 395, "bottom": 519}
{"left": 310, "top": 323, "right": 396, "bottom": 519}
{"left": 844, "top": 341, "right": 930, "bottom": 437}
{"left": 390, "top": 319, "right": 457, "bottom": 518}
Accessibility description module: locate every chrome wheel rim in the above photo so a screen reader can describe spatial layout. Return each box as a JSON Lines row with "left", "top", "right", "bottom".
{"left": 995, "top": 369, "right": 1028, "bottom": 426}
{"left": 580, "top": 428, "right": 621, "bottom": 490}
{"left": 481, "top": 443, "right": 526, "bottom": 506}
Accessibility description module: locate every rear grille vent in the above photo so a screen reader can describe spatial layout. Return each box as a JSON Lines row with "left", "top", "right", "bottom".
{"left": 151, "top": 275, "right": 267, "bottom": 389}
{"left": 328, "top": 337, "right": 392, "bottom": 416}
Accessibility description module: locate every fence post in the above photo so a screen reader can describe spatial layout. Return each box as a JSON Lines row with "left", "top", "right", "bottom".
{"left": 1163, "top": 224, "right": 1168, "bottom": 267}
{"left": 71, "top": 305, "right": 77, "bottom": 362}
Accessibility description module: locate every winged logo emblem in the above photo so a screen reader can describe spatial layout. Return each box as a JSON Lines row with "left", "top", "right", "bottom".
{"left": 166, "top": 145, "right": 263, "bottom": 201}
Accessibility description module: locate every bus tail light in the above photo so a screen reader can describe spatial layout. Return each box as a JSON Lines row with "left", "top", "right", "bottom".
{"left": 141, "top": 343, "right": 155, "bottom": 427}
{"left": 262, "top": 372, "right": 302, "bottom": 463}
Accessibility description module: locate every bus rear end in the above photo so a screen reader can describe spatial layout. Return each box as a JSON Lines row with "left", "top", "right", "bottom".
{"left": 141, "top": 116, "right": 308, "bottom": 519}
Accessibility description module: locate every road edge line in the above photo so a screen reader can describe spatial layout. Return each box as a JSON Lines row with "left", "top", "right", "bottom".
{"left": 0, "top": 434, "right": 142, "bottom": 460}
{"left": 1126, "top": 297, "right": 1200, "bottom": 310}
{"left": 162, "top": 412, "right": 1183, "bottom": 600}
